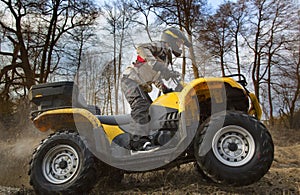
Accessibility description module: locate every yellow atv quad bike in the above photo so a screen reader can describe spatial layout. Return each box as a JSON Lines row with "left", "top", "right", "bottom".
{"left": 28, "top": 74, "right": 274, "bottom": 194}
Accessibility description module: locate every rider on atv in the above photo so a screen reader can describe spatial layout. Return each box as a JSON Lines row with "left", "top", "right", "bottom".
{"left": 121, "top": 27, "right": 192, "bottom": 150}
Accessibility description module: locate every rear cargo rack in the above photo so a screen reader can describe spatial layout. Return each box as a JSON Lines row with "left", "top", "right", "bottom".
{"left": 29, "top": 81, "right": 100, "bottom": 118}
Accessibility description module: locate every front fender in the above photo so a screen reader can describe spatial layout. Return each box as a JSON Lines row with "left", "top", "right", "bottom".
{"left": 178, "top": 77, "right": 244, "bottom": 112}
{"left": 248, "top": 92, "right": 262, "bottom": 120}
{"left": 32, "top": 108, "right": 101, "bottom": 132}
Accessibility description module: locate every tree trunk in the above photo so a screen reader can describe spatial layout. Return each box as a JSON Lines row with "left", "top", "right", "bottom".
{"left": 267, "top": 65, "right": 274, "bottom": 125}
{"left": 290, "top": 46, "right": 300, "bottom": 128}
{"left": 15, "top": 15, "right": 35, "bottom": 88}
{"left": 39, "top": 0, "right": 59, "bottom": 83}
{"left": 234, "top": 29, "right": 241, "bottom": 77}
{"left": 187, "top": 34, "right": 199, "bottom": 79}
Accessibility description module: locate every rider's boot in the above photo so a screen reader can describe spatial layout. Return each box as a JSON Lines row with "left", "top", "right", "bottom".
{"left": 129, "top": 122, "right": 151, "bottom": 151}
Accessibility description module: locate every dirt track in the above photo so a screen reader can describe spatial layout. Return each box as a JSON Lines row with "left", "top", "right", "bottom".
{"left": 0, "top": 124, "right": 299, "bottom": 194}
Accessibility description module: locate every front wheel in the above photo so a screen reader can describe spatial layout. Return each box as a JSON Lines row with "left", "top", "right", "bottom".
{"left": 29, "top": 131, "right": 98, "bottom": 194}
{"left": 194, "top": 111, "right": 274, "bottom": 186}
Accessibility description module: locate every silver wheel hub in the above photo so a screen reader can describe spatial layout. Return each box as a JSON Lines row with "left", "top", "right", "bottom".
{"left": 212, "top": 125, "right": 255, "bottom": 167}
{"left": 42, "top": 145, "right": 80, "bottom": 184}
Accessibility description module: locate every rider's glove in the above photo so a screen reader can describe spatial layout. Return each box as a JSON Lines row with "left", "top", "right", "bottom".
{"left": 162, "top": 84, "right": 173, "bottom": 94}
{"left": 164, "top": 70, "right": 180, "bottom": 80}
{"left": 153, "top": 62, "right": 180, "bottom": 80}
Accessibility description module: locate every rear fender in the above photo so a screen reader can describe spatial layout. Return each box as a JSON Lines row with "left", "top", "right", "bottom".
{"left": 32, "top": 108, "right": 126, "bottom": 144}
{"left": 32, "top": 108, "right": 101, "bottom": 132}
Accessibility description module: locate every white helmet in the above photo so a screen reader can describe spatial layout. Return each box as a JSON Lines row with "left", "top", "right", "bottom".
{"left": 161, "top": 27, "right": 192, "bottom": 57}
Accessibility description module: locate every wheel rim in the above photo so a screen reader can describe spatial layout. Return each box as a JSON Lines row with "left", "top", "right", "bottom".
{"left": 212, "top": 125, "right": 255, "bottom": 167}
{"left": 42, "top": 144, "right": 80, "bottom": 184}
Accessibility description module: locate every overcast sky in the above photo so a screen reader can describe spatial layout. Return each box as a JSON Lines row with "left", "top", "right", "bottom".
{"left": 95, "top": 0, "right": 236, "bottom": 9}
{"left": 209, "top": 0, "right": 225, "bottom": 8}
{"left": 209, "top": 0, "right": 236, "bottom": 9}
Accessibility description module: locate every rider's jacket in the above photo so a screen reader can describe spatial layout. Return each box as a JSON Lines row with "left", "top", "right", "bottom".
{"left": 122, "top": 41, "right": 172, "bottom": 92}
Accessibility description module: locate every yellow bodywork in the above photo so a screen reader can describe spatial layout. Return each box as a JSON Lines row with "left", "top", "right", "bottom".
{"left": 32, "top": 108, "right": 126, "bottom": 143}
{"left": 152, "top": 92, "right": 180, "bottom": 110}
{"left": 102, "top": 124, "right": 125, "bottom": 143}
{"left": 32, "top": 77, "right": 262, "bottom": 141}
{"left": 248, "top": 92, "right": 262, "bottom": 120}
{"left": 151, "top": 78, "right": 242, "bottom": 113}
{"left": 178, "top": 77, "right": 262, "bottom": 120}
{"left": 32, "top": 108, "right": 101, "bottom": 132}
{"left": 178, "top": 77, "right": 242, "bottom": 112}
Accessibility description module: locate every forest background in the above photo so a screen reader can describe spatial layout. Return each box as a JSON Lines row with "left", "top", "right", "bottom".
{"left": 0, "top": 0, "right": 299, "bottom": 130}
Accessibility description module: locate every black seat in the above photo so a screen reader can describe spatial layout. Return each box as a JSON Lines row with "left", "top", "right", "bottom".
{"left": 97, "top": 114, "right": 132, "bottom": 125}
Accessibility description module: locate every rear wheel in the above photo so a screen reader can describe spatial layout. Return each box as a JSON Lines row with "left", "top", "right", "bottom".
{"left": 194, "top": 111, "right": 274, "bottom": 186}
{"left": 29, "top": 131, "right": 98, "bottom": 194}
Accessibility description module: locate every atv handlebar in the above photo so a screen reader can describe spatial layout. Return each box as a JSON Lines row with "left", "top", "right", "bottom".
{"left": 170, "top": 73, "right": 248, "bottom": 92}
{"left": 170, "top": 76, "right": 184, "bottom": 92}
{"left": 224, "top": 74, "right": 248, "bottom": 87}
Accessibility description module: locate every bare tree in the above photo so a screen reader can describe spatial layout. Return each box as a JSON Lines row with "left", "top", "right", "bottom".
{"left": 198, "top": 3, "right": 234, "bottom": 76}
{"left": 262, "top": 0, "right": 297, "bottom": 124}
{"left": 0, "top": 0, "right": 98, "bottom": 100}
{"left": 75, "top": 50, "right": 116, "bottom": 115}
{"left": 228, "top": 0, "right": 248, "bottom": 77}
{"left": 128, "top": 0, "right": 206, "bottom": 79}
{"left": 101, "top": 0, "right": 134, "bottom": 114}
{"left": 65, "top": 25, "right": 98, "bottom": 83}
{"left": 0, "top": 0, "right": 36, "bottom": 94}
{"left": 242, "top": 0, "right": 298, "bottom": 121}
{"left": 273, "top": 19, "right": 300, "bottom": 128}
{"left": 127, "top": 0, "right": 157, "bottom": 41}
{"left": 154, "top": 0, "right": 206, "bottom": 79}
